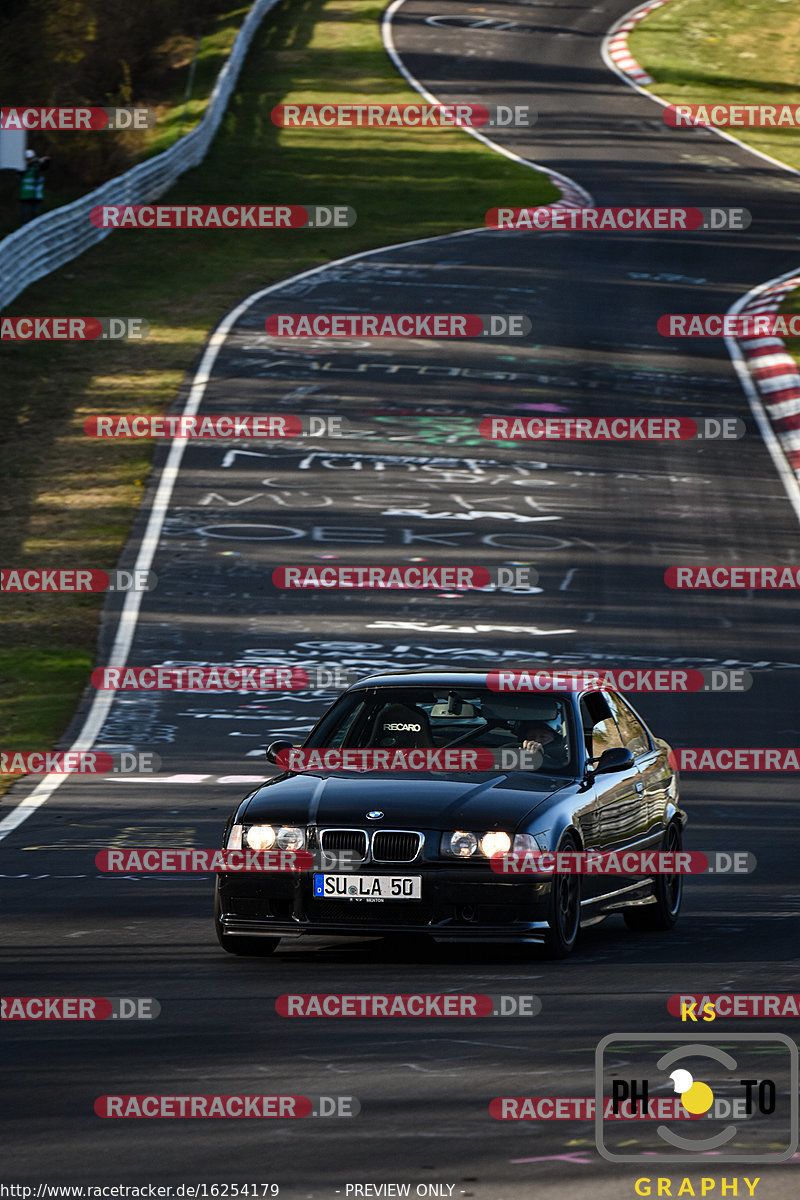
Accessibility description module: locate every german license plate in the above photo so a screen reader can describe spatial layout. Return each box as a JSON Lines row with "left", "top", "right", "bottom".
{"left": 313, "top": 873, "right": 421, "bottom": 901}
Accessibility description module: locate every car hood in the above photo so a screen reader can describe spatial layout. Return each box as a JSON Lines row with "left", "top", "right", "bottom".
{"left": 240, "top": 770, "right": 574, "bottom": 830}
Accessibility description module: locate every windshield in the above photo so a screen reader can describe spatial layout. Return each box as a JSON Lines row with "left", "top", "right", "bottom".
{"left": 306, "top": 686, "right": 575, "bottom": 774}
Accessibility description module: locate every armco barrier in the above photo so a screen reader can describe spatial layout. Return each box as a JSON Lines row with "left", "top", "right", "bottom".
{"left": 0, "top": 0, "right": 282, "bottom": 311}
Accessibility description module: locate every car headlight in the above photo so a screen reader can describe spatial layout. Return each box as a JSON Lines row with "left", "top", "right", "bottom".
{"left": 442, "top": 830, "right": 516, "bottom": 858}
{"left": 226, "top": 823, "right": 243, "bottom": 850}
{"left": 275, "top": 825, "right": 305, "bottom": 850}
{"left": 480, "top": 831, "right": 512, "bottom": 857}
{"left": 444, "top": 830, "right": 478, "bottom": 858}
{"left": 245, "top": 824, "right": 277, "bottom": 850}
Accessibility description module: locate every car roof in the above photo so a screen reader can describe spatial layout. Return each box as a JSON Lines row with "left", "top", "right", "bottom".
{"left": 346, "top": 669, "right": 583, "bottom": 694}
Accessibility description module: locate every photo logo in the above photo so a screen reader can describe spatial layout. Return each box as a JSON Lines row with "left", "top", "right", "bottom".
{"left": 668, "top": 1067, "right": 714, "bottom": 1115}
{"left": 596, "top": 1033, "right": 797, "bottom": 1162}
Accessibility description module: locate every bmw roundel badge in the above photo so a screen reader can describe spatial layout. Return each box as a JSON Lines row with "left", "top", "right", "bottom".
{"left": 366, "top": 811, "right": 384, "bottom": 820}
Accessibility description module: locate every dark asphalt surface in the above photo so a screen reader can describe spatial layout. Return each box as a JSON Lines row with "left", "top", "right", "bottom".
{"left": 2, "top": 0, "right": 800, "bottom": 1195}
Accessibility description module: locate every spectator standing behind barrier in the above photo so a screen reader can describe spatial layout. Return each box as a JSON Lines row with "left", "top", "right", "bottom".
{"left": 19, "top": 148, "right": 51, "bottom": 224}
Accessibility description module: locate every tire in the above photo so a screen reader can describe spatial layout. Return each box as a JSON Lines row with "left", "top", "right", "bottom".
{"left": 624, "top": 822, "right": 683, "bottom": 932}
{"left": 214, "top": 885, "right": 280, "bottom": 957}
{"left": 542, "top": 833, "right": 581, "bottom": 958}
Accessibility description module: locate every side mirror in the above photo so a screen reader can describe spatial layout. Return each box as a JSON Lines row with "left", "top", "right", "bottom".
{"left": 266, "top": 739, "right": 294, "bottom": 764}
{"left": 592, "top": 746, "right": 635, "bottom": 775}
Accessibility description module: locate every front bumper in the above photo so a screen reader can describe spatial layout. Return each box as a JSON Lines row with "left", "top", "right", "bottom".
{"left": 216, "top": 868, "right": 552, "bottom": 942}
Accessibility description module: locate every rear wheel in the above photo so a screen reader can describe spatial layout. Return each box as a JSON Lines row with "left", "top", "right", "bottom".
{"left": 214, "top": 884, "right": 280, "bottom": 957}
{"left": 542, "top": 833, "right": 581, "bottom": 958}
{"left": 624, "top": 822, "right": 683, "bottom": 932}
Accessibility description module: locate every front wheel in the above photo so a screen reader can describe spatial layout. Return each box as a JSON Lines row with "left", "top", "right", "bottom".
{"left": 542, "top": 833, "right": 581, "bottom": 958}
{"left": 624, "top": 822, "right": 683, "bottom": 932}
{"left": 214, "top": 885, "right": 280, "bottom": 957}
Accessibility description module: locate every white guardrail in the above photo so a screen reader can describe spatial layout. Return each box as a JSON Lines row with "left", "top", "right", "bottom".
{"left": 0, "top": 0, "right": 281, "bottom": 311}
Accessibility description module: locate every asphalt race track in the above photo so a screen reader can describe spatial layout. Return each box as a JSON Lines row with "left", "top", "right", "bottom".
{"left": 3, "top": 0, "right": 800, "bottom": 1195}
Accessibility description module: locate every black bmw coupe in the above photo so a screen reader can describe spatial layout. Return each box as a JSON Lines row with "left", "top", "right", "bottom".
{"left": 214, "top": 670, "right": 686, "bottom": 958}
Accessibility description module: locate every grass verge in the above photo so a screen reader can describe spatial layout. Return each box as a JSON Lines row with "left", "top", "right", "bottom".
{"left": 629, "top": 0, "right": 800, "bottom": 170}
{"left": 0, "top": 0, "right": 558, "bottom": 794}
{"left": 630, "top": 2, "right": 800, "bottom": 390}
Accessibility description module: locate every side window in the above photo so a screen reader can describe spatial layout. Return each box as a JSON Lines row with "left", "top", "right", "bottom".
{"left": 590, "top": 716, "right": 625, "bottom": 754}
{"left": 580, "top": 695, "right": 624, "bottom": 757}
{"left": 606, "top": 693, "right": 651, "bottom": 757}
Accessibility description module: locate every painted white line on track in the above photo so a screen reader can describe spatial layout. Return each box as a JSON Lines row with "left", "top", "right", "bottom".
{"left": 99, "top": 775, "right": 270, "bottom": 785}
{"left": 725, "top": 270, "right": 800, "bottom": 526}
{"left": 600, "top": 0, "right": 800, "bottom": 528}
{"left": 383, "top": 0, "right": 593, "bottom": 207}
{"left": 12, "top": 0, "right": 784, "bottom": 839}
{"left": 0, "top": 4, "right": 595, "bottom": 843}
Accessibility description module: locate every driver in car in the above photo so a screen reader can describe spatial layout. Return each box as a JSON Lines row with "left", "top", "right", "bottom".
{"left": 518, "top": 721, "right": 569, "bottom": 768}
